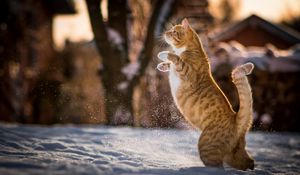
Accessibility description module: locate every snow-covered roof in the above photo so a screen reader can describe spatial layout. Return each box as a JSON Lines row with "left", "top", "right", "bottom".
{"left": 212, "top": 42, "right": 300, "bottom": 73}
{"left": 211, "top": 14, "right": 300, "bottom": 46}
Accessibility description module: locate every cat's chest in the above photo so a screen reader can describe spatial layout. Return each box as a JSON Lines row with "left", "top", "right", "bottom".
{"left": 169, "top": 64, "right": 181, "bottom": 103}
{"left": 168, "top": 47, "right": 185, "bottom": 105}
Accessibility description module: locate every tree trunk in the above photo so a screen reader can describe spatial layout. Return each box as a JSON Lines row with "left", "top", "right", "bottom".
{"left": 108, "top": 0, "right": 129, "bottom": 60}
{"left": 86, "top": 0, "right": 175, "bottom": 126}
{"left": 86, "top": 0, "right": 133, "bottom": 125}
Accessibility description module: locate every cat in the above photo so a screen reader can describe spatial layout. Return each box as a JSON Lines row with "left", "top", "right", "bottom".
{"left": 157, "top": 18, "right": 254, "bottom": 170}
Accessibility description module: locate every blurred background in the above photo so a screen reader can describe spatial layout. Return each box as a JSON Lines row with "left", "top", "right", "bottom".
{"left": 0, "top": 0, "right": 299, "bottom": 131}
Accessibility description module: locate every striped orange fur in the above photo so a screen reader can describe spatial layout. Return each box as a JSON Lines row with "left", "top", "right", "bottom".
{"left": 159, "top": 18, "right": 255, "bottom": 170}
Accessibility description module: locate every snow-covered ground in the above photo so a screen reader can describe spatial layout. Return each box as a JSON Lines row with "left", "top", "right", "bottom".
{"left": 0, "top": 124, "right": 299, "bottom": 175}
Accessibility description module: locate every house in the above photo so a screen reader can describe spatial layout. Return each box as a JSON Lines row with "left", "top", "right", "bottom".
{"left": 210, "top": 15, "right": 300, "bottom": 131}
{"left": 212, "top": 14, "right": 300, "bottom": 49}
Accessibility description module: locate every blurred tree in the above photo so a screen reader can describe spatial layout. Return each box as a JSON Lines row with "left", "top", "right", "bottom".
{"left": 218, "top": 0, "right": 240, "bottom": 23}
{"left": 86, "top": 0, "right": 176, "bottom": 125}
{"left": 0, "top": 0, "right": 75, "bottom": 123}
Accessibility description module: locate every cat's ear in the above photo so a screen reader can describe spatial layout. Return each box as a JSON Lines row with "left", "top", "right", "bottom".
{"left": 181, "top": 18, "right": 190, "bottom": 30}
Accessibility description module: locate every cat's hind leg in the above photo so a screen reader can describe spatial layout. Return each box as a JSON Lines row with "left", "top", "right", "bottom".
{"left": 198, "top": 131, "right": 225, "bottom": 168}
{"left": 224, "top": 138, "right": 254, "bottom": 170}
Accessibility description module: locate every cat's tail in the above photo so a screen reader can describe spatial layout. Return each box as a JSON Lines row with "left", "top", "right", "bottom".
{"left": 231, "top": 63, "right": 254, "bottom": 137}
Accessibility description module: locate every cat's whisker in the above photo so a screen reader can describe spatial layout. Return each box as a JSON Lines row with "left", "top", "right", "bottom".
{"left": 155, "top": 36, "right": 168, "bottom": 50}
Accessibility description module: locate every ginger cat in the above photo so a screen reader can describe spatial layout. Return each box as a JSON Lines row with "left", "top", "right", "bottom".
{"left": 157, "top": 19, "right": 255, "bottom": 170}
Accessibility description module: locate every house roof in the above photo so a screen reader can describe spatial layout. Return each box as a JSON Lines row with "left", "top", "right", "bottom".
{"left": 212, "top": 14, "right": 300, "bottom": 45}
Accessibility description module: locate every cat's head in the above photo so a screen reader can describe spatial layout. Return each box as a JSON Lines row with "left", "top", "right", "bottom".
{"left": 164, "top": 18, "right": 194, "bottom": 49}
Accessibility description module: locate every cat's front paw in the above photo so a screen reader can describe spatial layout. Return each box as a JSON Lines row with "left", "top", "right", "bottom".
{"left": 157, "top": 62, "right": 170, "bottom": 72}
{"left": 157, "top": 51, "right": 170, "bottom": 61}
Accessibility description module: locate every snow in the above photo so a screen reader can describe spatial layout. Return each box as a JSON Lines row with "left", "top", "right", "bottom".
{"left": 0, "top": 123, "right": 299, "bottom": 175}
{"left": 107, "top": 27, "right": 124, "bottom": 49}
{"left": 112, "top": 106, "right": 132, "bottom": 125}
{"left": 117, "top": 81, "right": 129, "bottom": 91}
{"left": 211, "top": 42, "right": 300, "bottom": 73}
{"left": 260, "top": 113, "right": 272, "bottom": 125}
{"left": 121, "top": 62, "right": 140, "bottom": 80}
